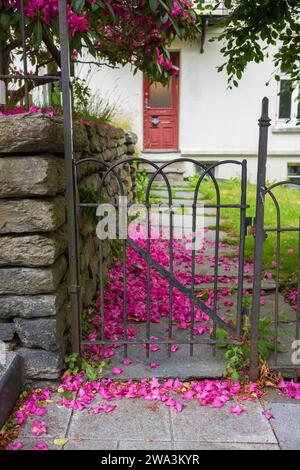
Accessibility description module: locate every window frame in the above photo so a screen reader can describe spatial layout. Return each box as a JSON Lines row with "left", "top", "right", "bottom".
{"left": 276, "top": 73, "right": 300, "bottom": 126}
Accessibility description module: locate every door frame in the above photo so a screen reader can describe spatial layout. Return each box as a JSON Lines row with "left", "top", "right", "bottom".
{"left": 143, "top": 50, "right": 180, "bottom": 151}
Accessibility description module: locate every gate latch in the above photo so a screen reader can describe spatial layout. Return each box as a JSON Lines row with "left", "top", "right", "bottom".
{"left": 247, "top": 217, "right": 268, "bottom": 239}
{"left": 245, "top": 217, "right": 253, "bottom": 236}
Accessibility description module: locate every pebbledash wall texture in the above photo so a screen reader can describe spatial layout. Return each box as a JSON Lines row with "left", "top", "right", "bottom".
{"left": 0, "top": 114, "right": 137, "bottom": 385}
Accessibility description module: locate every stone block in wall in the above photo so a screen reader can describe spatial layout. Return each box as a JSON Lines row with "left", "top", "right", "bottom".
{"left": 0, "top": 114, "right": 93, "bottom": 155}
{"left": 0, "top": 322, "right": 15, "bottom": 341}
{"left": 17, "top": 348, "right": 63, "bottom": 380}
{"left": 80, "top": 235, "right": 99, "bottom": 306}
{"left": 73, "top": 122, "right": 90, "bottom": 153}
{"left": 0, "top": 156, "right": 65, "bottom": 198}
{"left": 0, "top": 286, "right": 67, "bottom": 319}
{"left": 86, "top": 123, "right": 101, "bottom": 153}
{"left": 14, "top": 316, "right": 65, "bottom": 352}
{"left": 0, "top": 228, "right": 68, "bottom": 267}
{"left": 0, "top": 115, "right": 65, "bottom": 154}
{"left": 0, "top": 255, "right": 67, "bottom": 295}
{"left": 126, "top": 144, "right": 136, "bottom": 155}
{"left": 0, "top": 196, "right": 65, "bottom": 233}
{"left": 125, "top": 132, "right": 138, "bottom": 145}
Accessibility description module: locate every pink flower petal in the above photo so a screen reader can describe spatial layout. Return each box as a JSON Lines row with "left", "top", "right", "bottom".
{"left": 150, "top": 362, "right": 160, "bottom": 369}
{"left": 230, "top": 405, "right": 246, "bottom": 416}
{"left": 34, "top": 442, "right": 49, "bottom": 450}
{"left": 262, "top": 409, "right": 275, "bottom": 420}
{"left": 7, "top": 441, "right": 24, "bottom": 451}
{"left": 123, "top": 359, "right": 132, "bottom": 366}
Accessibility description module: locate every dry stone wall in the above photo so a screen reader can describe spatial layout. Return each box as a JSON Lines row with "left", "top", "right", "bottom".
{"left": 0, "top": 114, "right": 137, "bottom": 384}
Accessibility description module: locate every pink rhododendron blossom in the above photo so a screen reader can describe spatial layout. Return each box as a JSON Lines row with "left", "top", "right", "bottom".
{"left": 150, "top": 362, "right": 160, "bottom": 369}
{"left": 262, "top": 409, "right": 275, "bottom": 420}
{"left": 230, "top": 405, "right": 246, "bottom": 416}
{"left": 112, "top": 367, "right": 123, "bottom": 375}
{"left": 6, "top": 441, "right": 24, "bottom": 450}
{"left": 15, "top": 410, "right": 27, "bottom": 425}
{"left": 123, "top": 359, "right": 132, "bottom": 366}
{"left": 31, "top": 420, "right": 47, "bottom": 437}
{"left": 92, "top": 404, "right": 117, "bottom": 414}
{"left": 278, "top": 380, "right": 300, "bottom": 400}
{"left": 34, "top": 442, "right": 49, "bottom": 450}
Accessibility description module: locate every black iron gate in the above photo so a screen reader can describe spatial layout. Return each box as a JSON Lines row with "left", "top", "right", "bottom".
{"left": 250, "top": 99, "right": 300, "bottom": 380}
{"left": 75, "top": 157, "right": 249, "bottom": 362}
{"left": 2, "top": 1, "right": 299, "bottom": 379}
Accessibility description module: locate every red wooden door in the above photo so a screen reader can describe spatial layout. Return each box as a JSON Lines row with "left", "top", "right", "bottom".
{"left": 143, "top": 52, "right": 179, "bottom": 150}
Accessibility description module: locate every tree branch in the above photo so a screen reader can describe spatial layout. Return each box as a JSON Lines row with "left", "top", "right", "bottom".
{"left": 8, "top": 72, "right": 61, "bottom": 105}
{"left": 41, "top": 27, "right": 61, "bottom": 67}
{"left": 73, "top": 59, "right": 119, "bottom": 69}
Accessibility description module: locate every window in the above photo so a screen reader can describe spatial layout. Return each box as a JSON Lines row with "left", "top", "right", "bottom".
{"left": 287, "top": 164, "right": 300, "bottom": 183}
{"left": 149, "top": 82, "right": 172, "bottom": 109}
{"left": 277, "top": 76, "right": 300, "bottom": 125}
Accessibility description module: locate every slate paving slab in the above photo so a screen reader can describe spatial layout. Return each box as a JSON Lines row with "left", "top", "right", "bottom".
{"left": 260, "top": 402, "right": 300, "bottom": 450}
{"left": 119, "top": 440, "right": 173, "bottom": 450}
{"left": 173, "top": 441, "right": 280, "bottom": 450}
{"left": 68, "top": 399, "right": 171, "bottom": 441}
{"left": 170, "top": 401, "right": 277, "bottom": 444}
{"left": 64, "top": 439, "right": 118, "bottom": 450}
{"left": 102, "top": 337, "right": 225, "bottom": 381}
{"left": 9, "top": 438, "right": 64, "bottom": 450}
{"left": 18, "top": 394, "right": 72, "bottom": 439}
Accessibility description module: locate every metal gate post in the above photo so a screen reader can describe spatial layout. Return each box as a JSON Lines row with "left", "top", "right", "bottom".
{"left": 249, "top": 98, "right": 271, "bottom": 381}
{"left": 58, "top": 0, "right": 81, "bottom": 355}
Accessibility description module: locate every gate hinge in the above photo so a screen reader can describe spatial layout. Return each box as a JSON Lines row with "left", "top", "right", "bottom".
{"left": 68, "top": 284, "right": 81, "bottom": 295}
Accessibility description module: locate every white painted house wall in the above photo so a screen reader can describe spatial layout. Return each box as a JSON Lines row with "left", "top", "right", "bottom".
{"left": 77, "top": 28, "right": 300, "bottom": 184}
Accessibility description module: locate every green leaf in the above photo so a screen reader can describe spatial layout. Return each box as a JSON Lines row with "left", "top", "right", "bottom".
{"left": 58, "top": 389, "right": 74, "bottom": 400}
{"left": 32, "top": 22, "right": 43, "bottom": 48}
{"left": 73, "top": 0, "right": 85, "bottom": 14}
{"left": 231, "top": 369, "right": 240, "bottom": 381}
{"left": 53, "top": 438, "right": 69, "bottom": 447}
{"left": 149, "top": 0, "right": 158, "bottom": 12}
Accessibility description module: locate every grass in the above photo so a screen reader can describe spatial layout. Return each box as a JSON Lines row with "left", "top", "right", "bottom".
{"left": 189, "top": 177, "right": 300, "bottom": 288}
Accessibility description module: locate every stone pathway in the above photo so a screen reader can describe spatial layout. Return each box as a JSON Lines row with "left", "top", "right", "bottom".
{"left": 7, "top": 386, "right": 300, "bottom": 450}
{"left": 12, "top": 392, "right": 283, "bottom": 450}
{"left": 5, "top": 182, "right": 300, "bottom": 451}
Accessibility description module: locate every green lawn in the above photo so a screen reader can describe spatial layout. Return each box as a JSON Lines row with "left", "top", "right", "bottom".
{"left": 190, "top": 178, "right": 300, "bottom": 288}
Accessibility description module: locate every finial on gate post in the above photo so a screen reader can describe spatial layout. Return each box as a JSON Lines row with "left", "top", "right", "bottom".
{"left": 259, "top": 97, "right": 271, "bottom": 127}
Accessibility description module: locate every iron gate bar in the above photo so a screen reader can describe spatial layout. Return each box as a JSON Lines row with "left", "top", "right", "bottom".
{"left": 58, "top": 0, "right": 81, "bottom": 355}
{"left": 249, "top": 97, "right": 271, "bottom": 381}
{"left": 75, "top": 157, "right": 163, "bottom": 360}
{"left": 82, "top": 338, "right": 243, "bottom": 346}
{"left": 20, "top": 0, "right": 29, "bottom": 109}
{"left": 194, "top": 162, "right": 221, "bottom": 356}
{"left": 75, "top": 155, "right": 249, "bottom": 359}
{"left": 193, "top": 159, "right": 248, "bottom": 339}
{"left": 0, "top": 74, "right": 60, "bottom": 81}
{"left": 145, "top": 158, "right": 211, "bottom": 357}
{"left": 263, "top": 182, "right": 300, "bottom": 378}
{"left": 297, "top": 219, "right": 300, "bottom": 360}
{"left": 266, "top": 189, "right": 281, "bottom": 366}
{"left": 127, "top": 236, "right": 236, "bottom": 336}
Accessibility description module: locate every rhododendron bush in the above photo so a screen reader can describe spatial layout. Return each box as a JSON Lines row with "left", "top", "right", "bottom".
{"left": 0, "top": 0, "right": 205, "bottom": 104}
